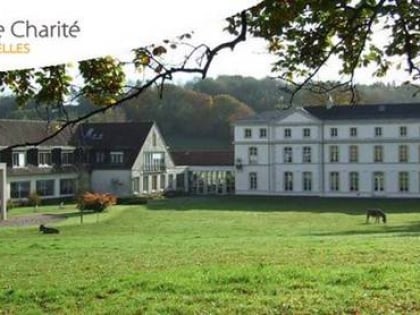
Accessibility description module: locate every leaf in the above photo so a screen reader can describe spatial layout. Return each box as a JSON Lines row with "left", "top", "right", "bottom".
{"left": 152, "top": 46, "right": 167, "bottom": 56}
{"left": 155, "top": 65, "right": 163, "bottom": 73}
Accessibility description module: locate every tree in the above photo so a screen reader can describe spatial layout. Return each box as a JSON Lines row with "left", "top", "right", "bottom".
{"left": 227, "top": 0, "right": 420, "bottom": 102}
{"left": 1, "top": 1, "right": 420, "bottom": 146}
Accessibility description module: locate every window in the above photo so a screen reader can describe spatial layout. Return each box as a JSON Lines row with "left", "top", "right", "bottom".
{"left": 400, "top": 126, "right": 407, "bottom": 137}
{"left": 330, "top": 128, "right": 338, "bottom": 137}
{"left": 168, "top": 174, "right": 174, "bottom": 189}
{"left": 38, "top": 151, "right": 52, "bottom": 167}
{"left": 350, "top": 127, "right": 357, "bottom": 137}
{"left": 303, "top": 147, "right": 312, "bottom": 163}
{"left": 36, "top": 179, "right": 55, "bottom": 196}
{"left": 152, "top": 175, "right": 158, "bottom": 190}
{"left": 10, "top": 181, "right": 30, "bottom": 199}
{"left": 248, "top": 147, "right": 258, "bottom": 164}
{"left": 110, "top": 151, "right": 124, "bottom": 164}
{"left": 283, "top": 147, "right": 293, "bottom": 163}
{"left": 303, "top": 128, "right": 311, "bottom": 138}
{"left": 418, "top": 145, "right": 420, "bottom": 162}
{"left": 259, "top": 128, "right": 267, "bottom": 138}
{"left": 399, "top": 172, "right": 409, "bottom": 192}
{"left": 284, "top": 128, "right": 292, "bottom": 138}
{"left": 133, "top": 177, "right": 140, "bottom": 194}
{"left": 373, "top": 172, "right": 385, "bottom": 192}
{"left": 349, "top": 172, "right": 359, "bottom": 192}
{"left": 329, "top": 145, "right": 339, "bottom": 163}
{"left": 152, "top": 132, "right": 157, "bottom": 146}
{"left": 144, "top": 152, "right": 165, "bottom": 172}
{"left": 399, "top": 145, "right": 409, "bottom": 162}
{"left": 249, "top": 172, "right": 257, "bottom": 190}
{"left": 303, "top": 172, "right": 312, "bottom": 192}
{"left": 61, "top": 151, "right": 74, "bottom": 165}
{"left": 244, "top": 128, "right": 252, "bottom": 138}
{"left": 160, "top": 174, "right": 166, "bottom": 189}
{"left": 60, "top": 179, "right": 75, "bottom": 195}
{"left": 374, "top": 145, "right": 383, "bottom": 162}
{"left": 349, "top": 145, "right": 358, "bottom": 163}
{"left": 284, "top": 172, "right": 293, "bottom": 191}
{"left": 95, "top": 151, "right": 105, "bottom": 163}
{"left": 226, "top": 171, "right": 235, "bottom": 194}
{"left": 12, "top": 151, "right": 25, "bottom": 168}
{"left": 374, "top": 127, "right": 382, "bottom": 137}
{"left": 330, "top": 172, "right": 340, "bottom": 191}
{"left": 143, "top": 176, "right": 149, "bottom": 192}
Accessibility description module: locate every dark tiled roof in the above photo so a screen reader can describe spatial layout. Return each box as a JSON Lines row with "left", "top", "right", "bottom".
{"left": 71, "top": 122, "right": 154, "bottom": 150}
{"left": 0, "top": 120, "right": 74, "bottom": 147}
{"left": 305, "top": 103, "right": 420, "bottom": 120}
{"left": 171, "top": 151, "right": 234, "bottom": 166}
{"left": 235, "top": 109, "right": 292, "bottom": 123}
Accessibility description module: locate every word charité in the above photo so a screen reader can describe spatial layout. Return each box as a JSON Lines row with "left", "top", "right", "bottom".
{"left": 0, "top": 20, "right": 80, "bottom": 39}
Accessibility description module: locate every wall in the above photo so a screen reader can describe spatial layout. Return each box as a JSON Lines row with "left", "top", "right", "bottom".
{"left": 7, "top": 173, "right": 79, "bottom": 200}
{"left": 91, "top": 170, "right": 132, "bottom": 196}
{"left": 234, "top": 109, "right": 420, "bottom": 198}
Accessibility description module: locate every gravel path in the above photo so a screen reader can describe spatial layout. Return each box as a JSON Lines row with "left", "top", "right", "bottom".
{"left": 0, "top": 213, "right": 65, "bottom": 227}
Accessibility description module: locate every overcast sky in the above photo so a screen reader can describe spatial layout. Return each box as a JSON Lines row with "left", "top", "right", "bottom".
{"left": 1, "top": 0, "right": 413, "bottom": 85}
{"left": 187, "top": 18, "right": 413, "bottom": 85}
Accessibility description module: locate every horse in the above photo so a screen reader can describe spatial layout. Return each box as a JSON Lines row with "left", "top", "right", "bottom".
{"left": 39, "top": 224, "right": 60, "bottom": 234}
{"left": 366, "top": 208, "right": 387, "bottom": 224}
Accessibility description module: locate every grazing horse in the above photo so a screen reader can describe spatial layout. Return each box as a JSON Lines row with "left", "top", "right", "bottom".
{"left": 366, "top": 209, "right": 387, "bottom": 224}
{"left": 39, "top": 224, "right": 60, "bottom": 234}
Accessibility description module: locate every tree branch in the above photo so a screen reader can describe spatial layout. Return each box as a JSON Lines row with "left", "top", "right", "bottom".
{"left": 5, "top": 11, "right": 248, "bottom": 150}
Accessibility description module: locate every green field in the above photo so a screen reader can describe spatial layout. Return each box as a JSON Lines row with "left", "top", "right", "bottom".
{"left": 1, "top": 196, "right": 420, "bottom": 314}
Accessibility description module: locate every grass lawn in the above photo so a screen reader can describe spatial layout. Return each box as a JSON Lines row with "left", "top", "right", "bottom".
{"left": 1, "top": 196, "right": 420, "bottom": 314}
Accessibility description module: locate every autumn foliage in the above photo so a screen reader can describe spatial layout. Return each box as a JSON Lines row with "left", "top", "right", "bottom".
{"left": 77, "top": 192, "right": 116, "bottom": 212}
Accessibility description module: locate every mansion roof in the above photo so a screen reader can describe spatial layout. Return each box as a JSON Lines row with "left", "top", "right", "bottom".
{"left": 237, "top": 103, "right": 420, "bottom": 123}
{"left": 306, "top": 103, "right": 420, "bottom": 121}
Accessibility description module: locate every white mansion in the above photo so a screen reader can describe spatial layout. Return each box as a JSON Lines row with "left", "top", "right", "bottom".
{"left": 234, "top": 103, "right": 420, "bottom": 198}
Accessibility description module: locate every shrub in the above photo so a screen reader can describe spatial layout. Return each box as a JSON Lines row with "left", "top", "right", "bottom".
{"left": 163, "top": 190, "right": 188, "bottom": 198}
{"left": 28, "top": 192, "right": 41, "bottom": 208}
{"left": 77, "top": 192, "right": 116, "bottom": 213}
{"left": 116, "top": 196, "right": 148, "bottom": 205}
{"left": 6, "top": 199, "right": 16, "bottom": 211}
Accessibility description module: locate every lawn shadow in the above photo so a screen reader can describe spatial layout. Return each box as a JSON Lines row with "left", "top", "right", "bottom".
{"left": 146, "top": 196, "right": 420, "bottom": 215}
{"left": 311, "top": 221, "right": 420, "bottom": 237}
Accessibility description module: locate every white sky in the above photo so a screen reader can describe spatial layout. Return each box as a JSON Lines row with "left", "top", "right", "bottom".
{"left": 0, "top": 0, "right": 414, "bottom": 85}
{"left": 187, "top": 18, "right": 413, "bottom": 85}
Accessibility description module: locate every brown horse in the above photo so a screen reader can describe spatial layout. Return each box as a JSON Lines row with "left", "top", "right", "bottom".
{"left": 366, "top": 209, "right": 387, "bottom": 223}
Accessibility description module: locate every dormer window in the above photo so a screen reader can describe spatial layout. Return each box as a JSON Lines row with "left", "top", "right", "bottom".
{"left": 244, "top": 128, "right": 252, "bottom": 138}
{"left": 110, "top": 151, "right": 124, "bottom": 164}
{"left": 259, "top": 128, "right": 267, "bottom": 138}
{"left": 12, "top": 151, "right": 26, "bottom": 168}
{"left": 38, "top": 151, "right": 52, "bottom": 167}
{"left": 61, "top": 151, "right": 74, "bottom": 165}
{"left": 96, "top": 152, "right": 105, "bottom": 163}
